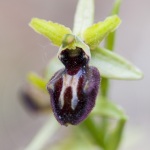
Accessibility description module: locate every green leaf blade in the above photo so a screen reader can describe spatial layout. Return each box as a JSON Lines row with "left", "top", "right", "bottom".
{"left": 105, "top": 119, "right": 126, "bottom": 150}
{"left": 29, "top": 18, "right": 72, "bottom": 46}
{"left": 83, "top": 15, "right": 121, "bottom": 50}
{"left": 92, "top": 97, "right": 127, "bottom": 120}
{"left": 90, "top": 47, "right": 143, "bottom": 80}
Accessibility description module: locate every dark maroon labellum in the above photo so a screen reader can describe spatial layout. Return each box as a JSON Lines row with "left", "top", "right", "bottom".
{"left": 47, "top": 47, "right": 100, "bottom": 125}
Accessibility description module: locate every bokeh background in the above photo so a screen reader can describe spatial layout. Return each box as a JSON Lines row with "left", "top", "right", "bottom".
{"left": 0, "top": 0, "right": 149, "bottom": 149}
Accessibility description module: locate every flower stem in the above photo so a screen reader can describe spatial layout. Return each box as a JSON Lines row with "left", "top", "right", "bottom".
{"left": 25, "top": 116, "right": 59, "bottom": 150}
{"left": 100, "top": 1, "right": 123, "bottom": 150}
{"left": 105, "top": 0, "right": 122, "bottom": 51}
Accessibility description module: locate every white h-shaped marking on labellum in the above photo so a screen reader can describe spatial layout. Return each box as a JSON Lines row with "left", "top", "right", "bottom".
{"left": 59, "top": 71, "right": 82, "bottom": 110}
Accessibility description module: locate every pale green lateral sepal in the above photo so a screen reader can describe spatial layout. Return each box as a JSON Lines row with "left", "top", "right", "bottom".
{"left": 73, "top": 0, "right": 94, "bottom": 35}
{"left": 90, "top": 47, "right": 143, "bottom": 80}
{"left": 83, "top": 15, "right": 121, "bottom": 50}
{"left": 29, "top": 18, "right": 72, "bottom": 46}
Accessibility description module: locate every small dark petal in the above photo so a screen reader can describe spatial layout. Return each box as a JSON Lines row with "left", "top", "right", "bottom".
{"left": 20, "top": 85, "right": 50, "bottom": 113}
{"left": 20, "top": 89, "right": 40, "bottom": 112}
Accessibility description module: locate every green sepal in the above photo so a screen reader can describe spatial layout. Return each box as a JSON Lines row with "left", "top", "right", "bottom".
{"left": 83, "top": 15, "right": 121, "bottom": 50}
{"left": 29, "top": 18, "right": 72, "bottom": 46}
{"left": 27, "top": 72, "right": 47, "bottom": 92}
{"left": 90, "top": 47, "right": 143, "bottom": 80}
{"left": 73, "top": 0, "right": 94, "bottom": 35}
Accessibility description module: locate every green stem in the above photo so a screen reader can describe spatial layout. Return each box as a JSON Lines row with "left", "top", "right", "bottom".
{"left": 105, "top": 0, "right": 122, "bottom": 51}
{"left": 102, "top": 0, "right": 122, "bottom": 97}
{"left": 105, "top": 119, "right": 126, "bottom": 150}
{"left": 100, "top": 1, "right": 122, "bottom": 150}
{"left": 25, "top": 117, "right": 59, "bottom": 150}
{"left": 80, "top": 117, "right": 105, "bottom": 148}
{"left": 101, "top": 78, "right": 110, "bottom": 97}
{"left": 111, "top": 0, "right": 122, "bottom": 15}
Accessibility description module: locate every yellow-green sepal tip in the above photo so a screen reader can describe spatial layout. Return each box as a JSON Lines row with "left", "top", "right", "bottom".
{"left": 29, "top": 18, "right": 72, "bottom": 47}
{"left": 82, "top": 15, "right": 121, "bottom": 50}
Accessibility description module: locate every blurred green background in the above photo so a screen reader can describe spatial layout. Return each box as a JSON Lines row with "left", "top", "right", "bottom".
{"left": 0, "top": 0, "right": 149, "bottom": 149}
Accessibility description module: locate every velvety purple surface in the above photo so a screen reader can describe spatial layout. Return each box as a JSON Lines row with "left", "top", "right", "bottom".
{"left": 47, "top": 66, "right": 100, "bottom": 125}
{"left": 47, "top": 48, "right": 100, "bottom": 125}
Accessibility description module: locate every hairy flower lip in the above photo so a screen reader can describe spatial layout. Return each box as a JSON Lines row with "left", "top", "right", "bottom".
{"left": 47, "top": 42, "right": 100, "bottom": 126}
{"left": 47, "top": 66, "right": 100, "bottom": 126}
